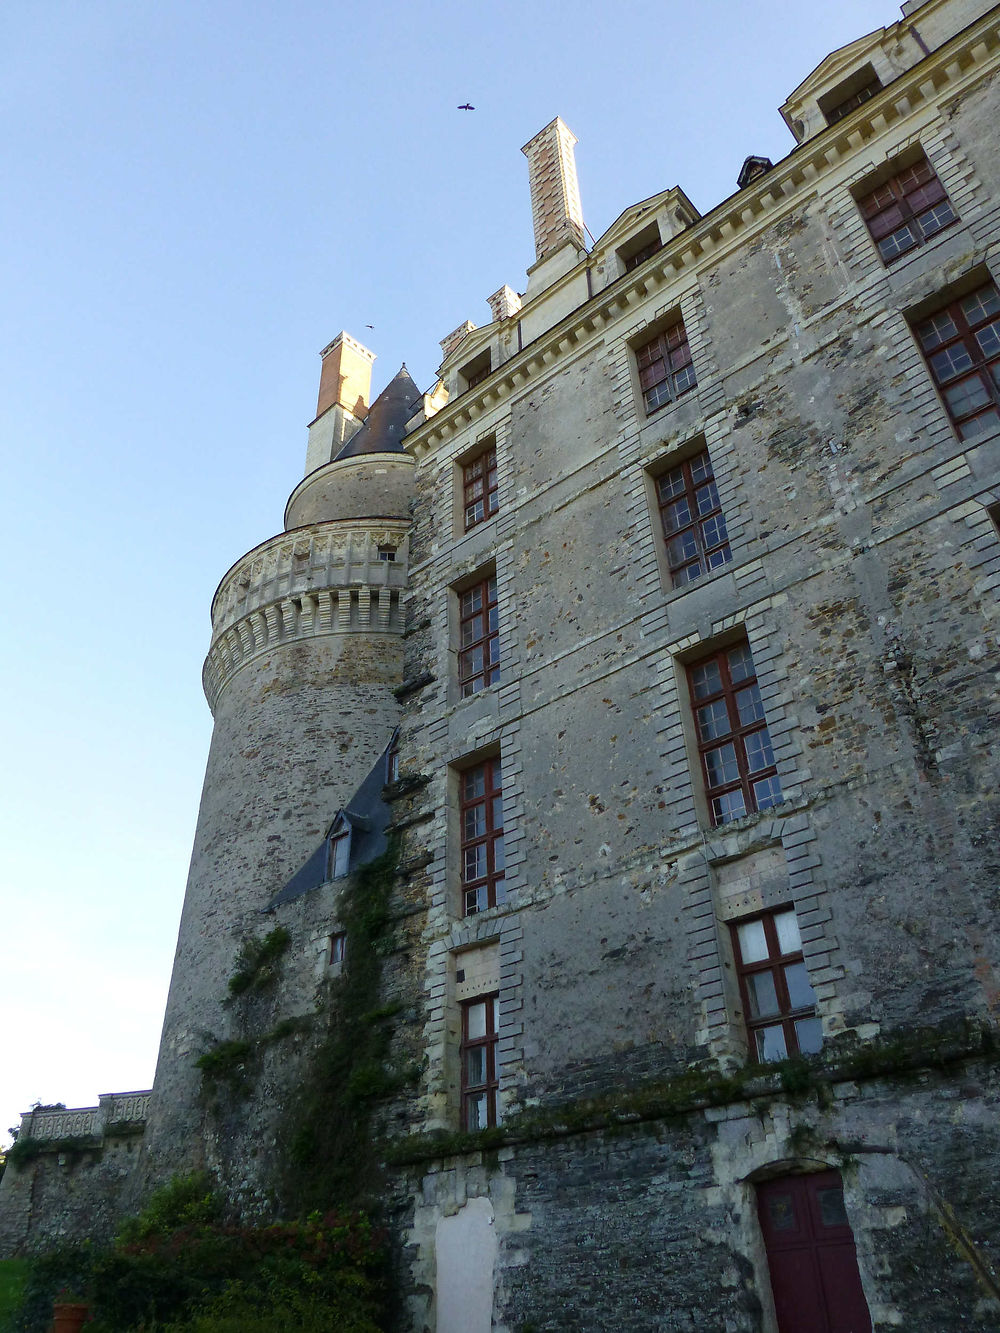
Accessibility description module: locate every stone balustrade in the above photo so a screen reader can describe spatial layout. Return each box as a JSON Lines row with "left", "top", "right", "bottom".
{"left": 211, "top": 521, "right": 409, "bottom": 636}
{"left": 17, "top": 1090, "right": 153, "bottom": 1143}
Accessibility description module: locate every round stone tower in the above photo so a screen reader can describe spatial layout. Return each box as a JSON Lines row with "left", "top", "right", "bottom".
{"left": 139, "top": 335, "right": 419, "bottom": 1189}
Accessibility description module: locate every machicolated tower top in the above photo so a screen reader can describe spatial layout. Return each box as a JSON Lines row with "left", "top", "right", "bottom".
{"left": 139, "top": 341, "right": 418, "bottom": 1195}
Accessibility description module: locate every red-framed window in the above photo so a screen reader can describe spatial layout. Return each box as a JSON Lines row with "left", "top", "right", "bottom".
{"left": 461, "top": 993, "right": 500, "bottom": 1129}
{"left": 460, "top": 758, "right": 505, "bottom": 915}
{"left": 657, "top": 449, "right": 731, "bottom": 587}
{"left": 731, "top": 909, "right": 822, "bottom": 1063}
{"left": 636, "top": 320, "right": 696, "bottom": 413}
{"left": 687, "top": 642, "right": 782, "bottom": 826}
{"left": 463, "top": 445, "right": 499, "bottom": 530}
{"left": 458, "top": 576, "right": 499, "bottom": 696}
{"left": 329, "top": 931, "right": 347, "bottom": 965}
{"left": 914, "top": 282, "right": 1000, "bottom": 440}
{"left": 858, "top": 156, "right": 957, "bottom": 263}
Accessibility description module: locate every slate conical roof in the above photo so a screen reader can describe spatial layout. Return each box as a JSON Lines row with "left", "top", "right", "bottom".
{"left": 334, "top": 364, "right": 422, "bottom": 460}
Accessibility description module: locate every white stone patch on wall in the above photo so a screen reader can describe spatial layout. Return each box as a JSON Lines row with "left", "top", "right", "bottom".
{"left": 435, "top": 1195, "right": 498, "bottom": 1333}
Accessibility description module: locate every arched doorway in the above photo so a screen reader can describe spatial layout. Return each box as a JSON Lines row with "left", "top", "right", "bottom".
{"left": 756, "top": 1169, "right": 872, "bottom": 1333}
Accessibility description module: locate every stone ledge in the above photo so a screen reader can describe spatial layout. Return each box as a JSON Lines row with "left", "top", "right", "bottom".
{"left": 383, "top": 1018, "right": 999, "bottom": 1167}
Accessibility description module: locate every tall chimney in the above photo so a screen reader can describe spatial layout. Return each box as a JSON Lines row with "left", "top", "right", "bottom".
{"left": 304, "top": 332, "right": 376, "bottom": 475}
{"left": 521, "top": 118, "right": 585, "bottom": 262}
{"left": 316, "top": 331, "right": 375, "bottom": 419}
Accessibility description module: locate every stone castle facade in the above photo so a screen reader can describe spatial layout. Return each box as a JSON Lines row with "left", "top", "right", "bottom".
{"left": 4, "top": 0, "right": 1000, "bottom": 1328}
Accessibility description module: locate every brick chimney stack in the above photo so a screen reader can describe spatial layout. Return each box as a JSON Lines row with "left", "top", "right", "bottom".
{"left": 304, "top": 331, "right": 376, "bottom": 475}
{"left": 316, "top": 331, "right": 375, "bottom": 420}
{"left": 521, "top": 118, "right": 585, "bottom": 262}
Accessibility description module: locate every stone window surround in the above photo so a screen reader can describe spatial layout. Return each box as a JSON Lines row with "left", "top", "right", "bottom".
{"left": 661, "top": 611, "right": 803, "bottom": 836}
{"left": 853, "top": 145, "right": 959, "bottom": 265}
{"left": 632, "top": 313, "right": 698, "bottom": 415}
{"left": 686, "top": 638, "right": 783, "bottom": 828}
{"left": 730, "top": 905, "right": 822, "bottom": 1063}
{"left": 679, "top": 814, "right": 847, "bottom": 1070}
{"left": 645, "top": 435, "right": 733, "bottom": 592}
{"left": 459, "top": 435, "right": 500, "bottom": 534}
{"left": 909, "top": 274, "right": 1000, "bottom": 441}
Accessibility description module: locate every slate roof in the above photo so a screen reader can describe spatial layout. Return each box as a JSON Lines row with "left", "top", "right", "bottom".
{"left": 334, "top": 365, "right": 422, "bottom": 460}
{"left": 265, "top": 735, "right": 396, "bottom": 910}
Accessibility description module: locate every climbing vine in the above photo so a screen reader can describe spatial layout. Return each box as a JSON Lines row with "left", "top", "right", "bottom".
{"left": 226, "top": 926, "right": 291, "bottom": 998}
{"left": 278, "top": 839, "right": 411, "bottom": 1214}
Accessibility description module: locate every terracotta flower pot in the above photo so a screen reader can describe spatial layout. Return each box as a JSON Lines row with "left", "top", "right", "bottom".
{"left": 51, "top": 1301, "right": 90, "bottom": 1333}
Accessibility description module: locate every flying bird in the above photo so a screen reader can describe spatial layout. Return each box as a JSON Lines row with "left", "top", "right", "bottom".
{"left": 365, "top": 324, "right": 375, "bottom": 329}
{"left": 458, "top": 103, "right": 475, "bottom": 111}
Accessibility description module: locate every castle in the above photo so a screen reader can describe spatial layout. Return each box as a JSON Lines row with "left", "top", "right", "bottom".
{"left": 4, "top": 0, "right": 1000, "bottom": 1328}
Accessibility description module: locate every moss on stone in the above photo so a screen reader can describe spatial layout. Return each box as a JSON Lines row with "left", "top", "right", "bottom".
{"left": 385, "top": 1017, "right": 998, "bottom": 1167}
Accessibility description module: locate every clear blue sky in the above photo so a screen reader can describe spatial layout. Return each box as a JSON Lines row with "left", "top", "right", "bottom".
{"left": 1, "top": 0, "right": 894, "bottom": 1143}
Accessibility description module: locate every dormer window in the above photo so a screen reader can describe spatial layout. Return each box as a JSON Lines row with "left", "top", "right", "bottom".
{"left": 328, "top": 816, "right": 352, "bottom": 879}
{"left": 618, "top": 222, "right": 663, "bottom": 273}
{"left": 461, "top": 351, "right": 491, "bottom": 391}
{"left": 818, "top": 64, "right": 882, "bottom": 125}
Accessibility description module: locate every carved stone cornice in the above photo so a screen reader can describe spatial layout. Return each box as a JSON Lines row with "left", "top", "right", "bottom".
{"left": 203, "top": 519, "right": 410, "bottom": 712}
{"left": 404, "top": 6, "right": 1000, "bottom": 458}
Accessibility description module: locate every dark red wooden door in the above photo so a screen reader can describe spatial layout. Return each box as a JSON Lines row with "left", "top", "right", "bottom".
{"left": 756, "top": 1170, "right": 872, "bottom": 1333}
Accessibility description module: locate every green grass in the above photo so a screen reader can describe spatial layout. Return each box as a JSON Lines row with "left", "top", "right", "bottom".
{"left": 0, "top": 1258, "right": 30, "bottom": 1326}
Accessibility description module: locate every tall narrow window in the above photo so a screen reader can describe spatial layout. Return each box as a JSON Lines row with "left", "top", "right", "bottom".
{"left": 636, "top": 319, "right": 696, "bottom": 412}
{"left": 732, "top": 909, "right": 822, "bottom": 1063}
{"left": 463, "top": 444, "right": 499, "bottom": 530}
{"left": 460, "top": 758, "right": 505, "bottom": 915}
{"left": 688, "top": 642, "right": 782, "bottom": 825}
{"left": 461, "top": 993, "right": 500, "bottom": 1129}
{"left": 914, "top": 282, "right": 1000, "bottom": 440}
{"left": 657, "top": 448, "right": 731, "bottom": 586}
{"left": 857, "top": 155, "right": 957, "bottom": 263}
{"left": 458, "top": 576, "right": 499, "bottom": 695}
{"left": 329, "top": 931, "right": 347, "bottom": 966}
{"left": 329, "top": 823, "right": 351, "bottom": 878}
